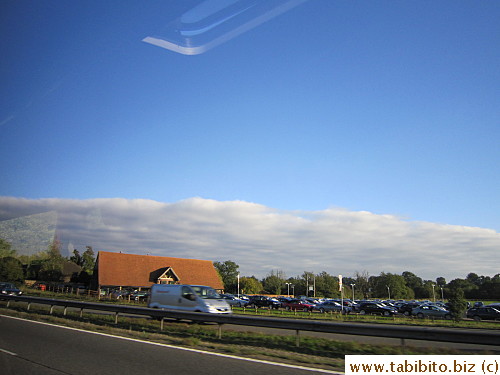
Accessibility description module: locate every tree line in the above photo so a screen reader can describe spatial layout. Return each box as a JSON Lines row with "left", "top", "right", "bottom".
{"left": 0, "top": 237, "right": 95, "bottom": 284}
{"left": 214, "top": 260, "right": 500, "bottom": 300}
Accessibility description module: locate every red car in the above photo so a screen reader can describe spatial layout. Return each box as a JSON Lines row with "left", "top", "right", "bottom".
{"left": 282, "top": 299, "right": 316, "bottom": 311}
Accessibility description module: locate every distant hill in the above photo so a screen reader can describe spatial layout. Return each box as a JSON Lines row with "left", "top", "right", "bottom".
{"left": 0, "top": 211, "right": 57, "bottom": 256}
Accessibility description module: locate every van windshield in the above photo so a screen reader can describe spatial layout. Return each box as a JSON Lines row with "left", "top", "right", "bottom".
{"left": 191, "top": 286, "right": 220, "bottom": 299}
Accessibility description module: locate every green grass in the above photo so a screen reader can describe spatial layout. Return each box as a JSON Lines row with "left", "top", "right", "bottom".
{"left": 235, "top": 306, "right": 500, "bottom": 329}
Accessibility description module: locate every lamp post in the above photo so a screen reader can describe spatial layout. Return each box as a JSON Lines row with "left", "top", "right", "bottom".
{"left": 291, "top": 284, "right": 295, "bottom": 297}
{"left": 350, "top": 283, "right": 355, "bottom": 301}
{"left": 387, "top": 285, "right": 390, "bottom": 300}
{"left": 285, "top": 282, "right": 291, "bottom": 297}
{"left": 237, "top": 273, "right": 240, "bottom": 299}
{"left": 431, "top": 284, "right": 436, "bottom": 302}
{"left": 440, "top": 286, "right": 444, "bottom": 301}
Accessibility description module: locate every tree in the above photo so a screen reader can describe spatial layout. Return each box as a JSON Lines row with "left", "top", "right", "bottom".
{"left": 447, "top": 287, "right": 468, "bottom": 322}
{"left": 371, "top": 272, "right": 413, "bottom": 299}
{"left": 0, "top": 256, "right": 24, "bottom": 283}
{"left": 81, "top": 246, "right": 95, "bottom": 274}
{"left": 239, "top": 276, "right": 262, "bottom": 294}
{"left": 402, "top": 271, "right": 425, "bottom": 298}
{"left": 315, "top": 271, "right": 339, "bottom": 298}
{"left": 354, "top": 270, "right": 371, "bottom": 298}
{"left": 70, "top": 249, "right": 83, "bottom": 266}
{"left": 448, "top": 278, "right": 477, "bottom": 299}
{"left": 0, "top": 238, "right": 17, "bottom": 258}
{"left": 262, "top": 270, "right": 286, "bottom": 295}
{"left": 39, "top": 239, "right": 65, "bottom": 281}
{"left": 436, "top": 277, "right": 446, "bottom": 287}
{"left": 213, "top": 260, "right": 239, "bottom": 293}
{"left": 68, "top": 246, "right": 95, "bottom": 282}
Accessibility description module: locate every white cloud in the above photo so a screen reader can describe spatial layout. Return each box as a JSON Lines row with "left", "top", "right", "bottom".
{"left": 0, "top": 196, "right": 498, "bottom": 281}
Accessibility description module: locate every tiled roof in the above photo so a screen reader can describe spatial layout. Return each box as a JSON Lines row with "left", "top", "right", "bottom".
{"left": 96, "top": 251, "right": 223, "bottom": 289}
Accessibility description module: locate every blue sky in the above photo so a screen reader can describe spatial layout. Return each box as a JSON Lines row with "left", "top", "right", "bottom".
{"left": 1, "top": 1, "right": 499, "bottom": 279}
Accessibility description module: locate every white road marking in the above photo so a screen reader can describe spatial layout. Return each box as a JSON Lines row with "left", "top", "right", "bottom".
{"left": 0, "top": 348, "right": 18, "bottom": 356}
{"left": 1, "top": 314, "right": 343, "bottom": 374}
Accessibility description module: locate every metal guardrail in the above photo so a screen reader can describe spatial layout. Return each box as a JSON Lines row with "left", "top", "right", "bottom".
{"left": 2, "top": 295, "right": 499, "bottom": 347}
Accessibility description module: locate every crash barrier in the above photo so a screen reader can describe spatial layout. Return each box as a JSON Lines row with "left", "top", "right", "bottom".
{"left": 1, "top": 295, "right": 499, "bottom": 347}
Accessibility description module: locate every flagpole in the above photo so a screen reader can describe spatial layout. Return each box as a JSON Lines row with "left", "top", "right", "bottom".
{"left": 237, "top": 273, "right": 240, "bottom": 299}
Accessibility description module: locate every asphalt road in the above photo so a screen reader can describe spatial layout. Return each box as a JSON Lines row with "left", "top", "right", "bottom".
{"left": 0, "top": 315, "right": 338, "bottom": 375}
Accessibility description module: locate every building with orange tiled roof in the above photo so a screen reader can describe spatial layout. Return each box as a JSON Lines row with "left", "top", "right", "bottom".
{"left": 92, "top": 251, "right": 224, "bottom": 292}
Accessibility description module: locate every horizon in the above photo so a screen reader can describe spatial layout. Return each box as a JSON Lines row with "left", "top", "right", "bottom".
{"left": 1, "top": 196, "right": 498, "bottom": 282}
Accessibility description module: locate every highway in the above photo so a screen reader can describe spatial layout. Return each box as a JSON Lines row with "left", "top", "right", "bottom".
{"left": 0, "top": 315, "right": 339, "bottom": 375}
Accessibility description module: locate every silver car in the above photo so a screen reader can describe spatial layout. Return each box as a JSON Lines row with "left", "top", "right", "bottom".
{"left": 412, "top": 305, "right": 452, "bottom": 319}
{"left": 315, "top": 301, "right": 351, "bottom": 314}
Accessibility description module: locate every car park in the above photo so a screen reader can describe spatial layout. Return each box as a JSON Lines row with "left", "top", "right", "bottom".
{"left": 315, "top": 300, "right": 351, "bottom": 314}
{"left": 277, "top": 296, "right": 293, "bottom": 306}
{"left": 466, "top": 306, "right": 500, "bottom": 321}
{"left": 130, "top": 290, "right": 149, "bottom": 301}
{"left": 411, "top": 305, "right": 452, "bottom": 319}
{"left": 246, "top": 295, "right": 281, "bottom": 309}
{"left": 220, "top": 294, "right": 248, "bottom": 307}
{"left": 110, "top": 289, "right": 132, "bottom": 299}
{"left": 281, "top": 299, "right": 316, "bottom": 312}
{"left": 357, "top": 302, "right": 398, "bottom": 316}
{"left": 398, "top": 302, "right": 422, "bottom": 316}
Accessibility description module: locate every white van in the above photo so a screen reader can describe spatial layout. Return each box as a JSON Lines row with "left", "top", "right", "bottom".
{"left": 147, "top": 284, "right": 232, "bottom": 314}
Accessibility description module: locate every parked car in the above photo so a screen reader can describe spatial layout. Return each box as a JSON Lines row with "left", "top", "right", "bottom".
{"left": 220, "top": 294, "right": 248, "bottom": 307}
{"left": 281, "top": 299, "right": 316, "bottom": 312}
{"left": 277, "top": 297, "right": 293, "bottom": 307}
{"left": 315, "top": 300, "right": 351, "bottom": 314}
{"left": 130, "top": 290, "right": 149, "bottom": 301}
{"left": 0, "top": 282, "right": 22, "bottom": 296}
{"left": 398, "top": 302, "right": 421, "bottom": 316}
{"left": 466, "top": 306, "right": 500, "bottom": 321}
{"left": 357, "top": 302, "right": 398, "bottom": 316}
{"left": 246, "top": 295, "right": 281, "bottom": 309}
{"left": 412, "top": 305, "right": 452, "bottom": 319}
{"left": 110, "top": 289, "right": 132, "bottom": 299}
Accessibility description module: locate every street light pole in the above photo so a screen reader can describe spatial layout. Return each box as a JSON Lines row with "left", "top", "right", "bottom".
{"left": 237, "top": 273, "right": 240, "bottom": 299}
{"left": 432, "top": 284, "right": 436, "bottom": 302}
{"left": 387, "top": 285, "right": 390, "bottom": 300}
{"left": 285, "top": 282, "right": 291, "bottom": 297}
{"left": 350, "top": 283, "right": 355, "bottom": 301}
{"left": 440, "top": 286, "right": 444, "bottom": 301}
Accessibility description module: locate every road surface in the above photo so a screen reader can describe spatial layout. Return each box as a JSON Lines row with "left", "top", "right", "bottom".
{"left": 0, "top": 314, "right": 339, "bottom": 375}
